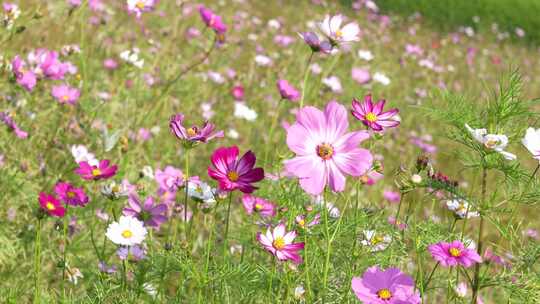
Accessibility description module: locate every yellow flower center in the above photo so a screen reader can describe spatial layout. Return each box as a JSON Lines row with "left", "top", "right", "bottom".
{"left": 298, "top": 219, "right": 306, "bottom": 228}
{"left": 449, "top": 247, "right": 461, "bottom": 257}
{"left": 370, "top": 235, "right": 384, "bottom": 245}
{"left": 365, "top": 112, "right": 378, "bottom": 122}
{"left": 273, "top": 237, "right": 286, "bottom": 250}
{"left": 62, "top": 95, "right": 69, "bottom": 101}
{"left": 484, "top": 139, "right": 498, "bottom": 149}
{"left": 121, "top": 230, "right": 133, "bottom": 239}
{"left": 377, "top": 288, "right": 392, "bottom": 300}
{"left": 227, "top": 171, "right": 239, "bottom": 182}
{"left": 92, "top": 169, "right": 102, "bottom": 176}
{"left": 335, "top": 30, "right": 343, "bottom": 38}
{"left": 112, "top": 185, "right": 121, "bottom": 193}
{"left": 254, "top": 203, "right": 263, "bottom": 211}
{"left": 186, "top": 127, "right": 197, "bottom": 137}
{"left": 46, "top": 202, "right": 56, "bottom": 210}
{"left": 136, "top": 1, "right": 146, "bottom": 9}
{"left": 67, "top": 191, "right": 75, "bottom": 198}
{"left": 317, "top": 143, "right": 334, "bottom": 160}
{"left": 360, "top": 174, "right": 370, "bottom": 184}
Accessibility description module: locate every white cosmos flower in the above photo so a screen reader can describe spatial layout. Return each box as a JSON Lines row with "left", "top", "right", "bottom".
{"left": 317, "top": 14, "right": 360, "bottom": 44}
{"left": 71, "top": 145, "right": 99, "bottom": 166}
{"left": 357, "top": 49, "right": 374, "bottom": 61}
{"left": 227, "top": 128, "right": 239, "bottom": 139}
{"left": 234, "top": 102, "right": 258, "bottom": 121}
{"left": 120, "top": 48, "right": 144, "bottom": 68}
{"left": 322, "top": 75, "right": 342, "bottom": 93}
{"left": 465, "top": 124, "right": 516, "bottom": 160}
{"left": 446, "top": 199, "right": 479, "bottom": 219}
{"left": 187, "top": 181, "right": 216, "bottom": 203}
{"left": 106, "top": 216, "right": 147, "bottom": 246}
{"left": 254, "top": 55, "right": 272, "bottom": 66}
{"left": 360, "top": 230, "right": 391, "bottom": 252}
{"left": 522, "top": 127, "right": 540, "bottom": 160}
{"left": 373, "top": 72, "right": 391, "bottom": 85}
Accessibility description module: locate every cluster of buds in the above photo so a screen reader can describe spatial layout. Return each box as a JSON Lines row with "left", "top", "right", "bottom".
{"left": 428, "top": 171, "right": 459, "bottom": 188}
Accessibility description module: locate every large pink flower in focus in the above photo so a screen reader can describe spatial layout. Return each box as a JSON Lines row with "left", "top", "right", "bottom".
{"left": 208, "top": 146, "right": 264, "bottom": 193}
{"left": 284, "top": 101, "right": 373, "bottom": 195}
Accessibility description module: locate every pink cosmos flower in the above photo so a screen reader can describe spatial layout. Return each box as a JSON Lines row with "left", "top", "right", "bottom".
{"left": 154, "top": 166, "right": 183, "bottom": 191}
{"left": 299, "top": 32, "right": 332, "bottom": 54}
{"left": 11, "top": 56, "right": 37, "bottom": 91}
{"left": 123, "top": 194, "right": 167, "bottom": 228}
{"left": 241, "top": 194, "right": 276, "bottom": 218}
{"left": 359, "top": 168, "right": 383, "bottom": 186}
{"left": 383, "top": 190, "right": 400, "bottom": 203}
{"left": 351, "top": 94, "right": 400, "bottom": 131}
{"left": 198, "top": 5, "right": 227, "bottom": 34}
{"left": 54, "top": 182, "right": 89, "bottom": 207}
{"left": 388, "top": 216, "right": 407, "bottom": 231}
{"left": 208, "top": 146, "right": 264, "bottom": 193}
{"left": 351, "top": 67, "right": 371, "bottom": 85}
{"left": 39, "top": 192, "right": 66, "bottom": 217}
{"left": 75, "top": 160, "right": 118, "bottom": 180}
{"left": 428, "top": 240, "right": 482, "bottom": 268}
{"left": 351, "top": 266, "right": 421, "bottom": 304}
{"left": 169, "top": 113, "right": 224, "bottom": 146}
{"left": 0, "top": 111, "right": 28, "bottom": 139}
{"left": 284, "top": 101, "right": 373, "bottom": 195}
{"left": 127, "top": 0, "right": 157, "bottom": 18}
{"left": 103, "top": 58, "right": 118, "bottom": 70}
{"left": 295, "top": 213, "right": 320, "bottom": 229}
{"left": 231, "top": 85, "right": 245, "bottom": 101}
{"left": 51, "top": 84, "right": 80, "bottom": 105}
{"left": 277, "top": 79, "right": 300, "bottom": 102}
{"left": 257, "top": 223, "right": 304, "bottom": 264}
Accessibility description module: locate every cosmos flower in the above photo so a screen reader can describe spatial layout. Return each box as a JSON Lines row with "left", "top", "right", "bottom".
{"left": 0, "top": 111, "right": 28, "bottom": 139}
{"left": 208, "top": 146, "right": 264, "bottom": 193}
{"left": 169, "top": 113, "right": 224, "bottom": 145}
{"left": 71, "top": 145, "right": 98, "bottom": 166}
{"left": 383, "top": 190, "right": 400, "bottom": 203}
{"left": 351, "top": 94, "right": 400, "bottom": 131}
{"left": 187, "top": 180, "right": 216, "bottom": 204}
{"left": 465, "top": 124, "right": 516, "bottom": 160}
{"left": 351, "top": 266, "right": 421, "bottom": 304}
{"left": 234, "top": 102, "right": 258, "bottom": 121}
{"left": 257, "top": 223, "right": 304, "bottom": 264}
{"left": 284, "top": 101, "right": 373, "bottom": 195}
{"left": 54, "top": 182, "right": 89, "bottom": 207}
{"left": 126, "top": 0, "right": 157, "bottom": 18}
{"left": 75, "top": 160, "right": 118, "bottom": 180}
{"left": 276, "top": 79, "right": 300, "bottom": 102}
{"left": 154, "top": 166, "right": 183, "bottom": 191}
{"left": 322, "top": 76, "right": 342, "bottom": 93}
{"left": 117, "top": 244, "right": 146, "bottom": 261}
{"left": 231, "top": 85, "right": 245, "bottom": 101}
{"left": 241, "top": 194, "right": 276, "bottom": 218}
{"left": 39, "top": 192, "right": 65, "bottom": 217}
{"left": 522, "top": 127, "right": 540, "bottom": 161}
{"left": 295, "top": 214, "right": 320, "bottom": 229}
{"left": 445, "top": 198, "right": 479, "bottom": 219}
{"left": 105, "top": 215, "right": 147, "bottom": 246}
{"left": 298, "top": 32, "right": 332, "bottom": 53}
{"left": 428, "top": 240, "right": 482, "bottom": 268}
{"left": 351, "top": 67, "right": 371, "bottom": 85}
{"left": 3, "top": 3, "right": 20, "bottom": 30}
{"left": 357, "top": 49, "right": 374, "bottom": 61}
{"left": 360, "top": 230, "right": 392, "bottom": 252}
{"left": 11, "top": 56, "right": 36, "bottom": 91}
{"left": 119, "top": 48, "right": 144, "bottom": 69}
{"left": 199, "top": 5, "right": 227, "bottom": 34}
{"left": 373, "top": 72, "right": 391, "bottom": 86}
{"left": 51, "top": 84, "right": 80, "bottom": 105}
{"left": 123, "top": 194, "right": 167, "bottom": 228}
{"left": 317, "top": 14, "right": 360, "bottom": 45}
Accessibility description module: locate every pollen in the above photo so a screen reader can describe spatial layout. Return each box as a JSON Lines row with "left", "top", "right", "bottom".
{"left": 449, "top": 247, "right": 461, "bottom": 257}
{"left": 136, "top": 1, "right": 146, "bottom": 9}
{"left": 272, "top": 237, "right": 286, "bottom": 250}
{"left": 46, "top": 202, "right": 56, "bottom": 210}
{"left": 365, "top": 112, "right": 378, "bottom": 123}
{"left": 121, "top": 230, "right": 133, "bottom": 239}
{"left": 317, "top": 143, "right": 334, "bottom": 160}
{"left": 186, "top": 127, "right": 198, "bottom": 137}
{"left": 227, "top": 171, "right": 239, "bottom": 182}
{"left": 377, "top": 288, "right": 392, "bottom": 300}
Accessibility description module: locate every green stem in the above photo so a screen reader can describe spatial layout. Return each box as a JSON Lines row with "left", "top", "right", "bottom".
{"left": 423, "top": 262, "right": 439, "bottom": 291}
{"left": 322, "top": 188, "right": 331, "bottom": 300}
{"left": 299, "top": 52, "right": 314, "bottom": 108}
{"left": 34, "top": 218, "right": 42, "bottom": 304}
{"left": 472, "top": 166, "right": 487, "bottom": 303}
{"left": 223, "top": 192, "right": 233, "bottom": 256}
{"left": 303, "top": 232, "right": 311, "bottom": 302}
{"left": 184, "top": 149, "right": 190, "bottom": 241}
{"left": 62, "top": 206, "right": 69, "bottom": 298}
{"left": 267, "top": 257, "right": 277, "bottom": 299}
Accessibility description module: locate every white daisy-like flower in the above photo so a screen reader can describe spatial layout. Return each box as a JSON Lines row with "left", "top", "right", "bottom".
{"left": 357, "top": 49, "right": 374, "bottom": 61}
{"left": 106, "top": 216, "right": 147, "bottom": 246}
{"left": 360, "top": 230, "right": 392, "bottom": 252}
{"left": 446, "top": 198, "right": 479, "bottom": 219}
{"left": 373, "top": 72, "right": 391, "bottom": 86}
{"left": 227, "top": 128, "right": 239, "bottom": 139}
{"left": 317, "top": 14, "right": 360, "bottom": 44}
{"left": 71, "top": 145, "right": 99, "bottom": 166}
{"left": 322, "top": 75, "right": 342, "bottom": 93}
{"left": 101, "top": 181, "right": 130, "bottom": 200}
{"left": 465, "top": 124, "right": 516, "bottom": 160}
{"left": 187, "top": 181, "right": 216, "bottom": 204}
{"left": 120, "top": 48, "right": 144, "bottom": 68}
{"left": 522, "top": 127, "right": 540, "bottom": 160}
{"left": 234, "top": 102, "right": 258, "bottom": 121}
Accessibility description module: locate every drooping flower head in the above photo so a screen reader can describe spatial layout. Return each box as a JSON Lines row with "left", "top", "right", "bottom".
{"left": 199, "top": 5, "right": 227, "bottom": 35}
{"left": 122, "top": 194, "right": 167, "bottom": 229}
{"left": 317, "top": 14, "right": 360, "bottom": 46}
{"left": 39, "top": 192, "right": 65, "bottom": 217}
{"left": 465, "top": 124, "right": 516, "bottom": 160}
{"left": 351, "top": 266, "right": 421, "bottom": 304}
{"left": 284, "top": 101, "right": 373, "bottom": 195}
{"left": 257, "top": 223, "right": 304, "bottom": 264}
{"left": 54, "top": 182, "right": 89, "bottom": 207}
{"left": 428, "top": 240, "right": 482, "bottom": 268}
{"left": 169, "top": 113, "right": 224, "bottom": 147}
{"left": 208, "top": 146, "right": 264, "bottom": 193}
{"left": 277, "top": 79, "right": 300, "bottom": 102}
{"left": 51, "top": 84, "right": 80, "bottom": 105}
{"left": 75, "top": 160, "right": 118, "bottom": 180}
{"left": 126, "top": 0, "right": 157, "bottom": 18}
{"left": 105, "top": 215, "right": 147, "bottom": 246}
{"left": 241, "top": 194, "right": 276, "bottom": 218}
{"left": 351, "top": 94, "right": 400, "bottom": 131}
{"left": 522, "top": 127, "right": 540, "bottom": 161}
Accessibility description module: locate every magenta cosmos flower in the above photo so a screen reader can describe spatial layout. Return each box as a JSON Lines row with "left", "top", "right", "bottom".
{"left": 75, "top": 160, "right": 118, "bottom": 180}
{"left": 284, "top": 101, "right": 373, "bottom": 195}
{"left": 51, "top": 84, "right": 80, "bottom": 105}
{"left": 351, "top": 94, "right": 400, "bottom": 131}
{"left": 257, "top": 223, "right": 304, "bottom": 264}
{"left": 241, "top": 194, "right": 276, "bottom": 218}
{"left": 428, "top": 240, "right": 482, "bottom": 268}
{"left": 277, "top": 79, "right": 300, "bottom": 102}
{"left": 208, "top": 146, "right": 264, "bottom": 193}
{"left": 123, "top": 194, "right": 167, "bottom": 228}
{"left": 199, "top": 5, "right": 227, "bottom": 34}
{"left": 54, "top": 182, "right": 89, "bottom": 207}
{"left": 39, "top": 192, "right": 65, "bottom": 217}
{"left": 170, "top": 113, "right": 224, "bottom": 146}
{"left": 351, "top": 266, "right": 421, "bottom": 304}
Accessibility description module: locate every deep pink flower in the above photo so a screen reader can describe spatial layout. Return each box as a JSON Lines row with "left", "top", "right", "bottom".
{"left": 123, "top": 194, "right": 167, "bottom": 228}
{"left": 75, "top": 160, "right": 118, "bottom": 180}
{"left": 241, "top": 194, "right": 276, "bottom": 218}
{"left": 231, "top": 85, "right": 245, "bottom": 101}
{"left": 351, "top": 94, "right": 400, "bottom": 131}
{"left": 198, "top": 5, "right": 227, "bottom": 34}
{"left": 359, "top": 169, "right": 383, "bottom": 186}
{"left": 169, "top": 113, "right": 224, "bottom": 145}
{"left": 257, "top": 223, "right": 304, "bottom": 264}
{"left": 428, "top": 240, "right": 482, "bottom": 268}
{"left": 54, "top": 182, "right": 89, "bottom": 207}
{"left": 51, "top": 84, "right": 80, "bottom": 105}
{"left": 39, "top": 192, "right": 66, "bottom": 217}
{"left": 154, "top": 166, "right": 183, "bottom": 191}
{"left": 351, "top": 266, "right": 421, "bottom": 304}
{"left": 208, "top": 146, "right": 264, "bottom": 193}
{"left": 276, "top": 79, "right": 300, "bottom": 102}
{"left": 284, "top": 101, "right": 373, "bottom": 195}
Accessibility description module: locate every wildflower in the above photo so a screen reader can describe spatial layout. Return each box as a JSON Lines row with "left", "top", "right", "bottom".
{"left": 241, "top": 194, "right": 276, "bottom": 218}
{"left": 231, "top": 85, "right": 245, "bottom": 101}
{"left": 54, "top": 182, "right": 89, "bottom": 207}
{"left": 199, "top": 5, "right": 227, "bottom": 34}
{"left": 411, "top": 174, "right": 422, "bottom": 184}
{"left": 101, "top": 180, "right": 132, "bottom": 199}
{"left": 358, "top": 49, "right": 374, "bottom": 61}
{"left": 322, "top": 76, "right": 342, "bottom": 93}
{"left": 169, "top": 113, "right": 223, "bottom": 146}
{"left": 98, "top": 261, "right": 117, "bottom": 274}
{"left": 71, "top": 145, "right": 98, "bottom": 166}
{"left": 11, "top": 56, "right": 37, "bottom": 91}
{"left": 388, "top": 216, "right": 407, "bottom": 231}
{"left": 39, "top": 192, "right": 65, "bottom": 217}
{"left": 75, "top": 160, "right": 118, "bottom": 180}
{"left": 351, "top": 94, "right": 400, "bottom": 131}
{"left": 313, "top": 196, "right": 340, "bottom": 218}
{"left": 298, "top": 32, "right": 331, "bottom": 53}
{"left": 446, "top": 198, "right": 479, "bottom": 219}
{"left": 428, "top": 240, "right": 482, "bottom": 268}
{"left": 522, "top": 127, "right": 540, "bottom": 161}
{"left": 373, "top": 72, "right": 391, "bottom": 85}
{"left": 119, "top": 48, "right": 144, "bottom": 68}
{"left": 0, "top": 111, "right": 28, "bottom": 139}
{"left": 51, "top": 84, "right": 80, "bottom": 105}
{"left": 187, "top": 180, "right": 216, "bottom": 204}
{"left": 254, "top": 54, "right": 272, "bottom": 66}
{"left": 276, "top": 79, "right": 300, "bottom": 102}
{"left": 284, "top": 101, "right": 372, "bottom": 195}
{"left": 3, "top": 3, "right": 20, "bottom": 30}
{"left": 154, "top": 166, "right": 183, "bottom": 192}
{"left": 360, "top": 230, "right": 391, "bottom": 252}
{"left": 117, "top": 244, "right": 146, "bottom": 261}
{"left": 383, "top": 190, "right": 400, "bottom": 203}
{"left": 123, "top": 194, "right": 167, "bottom": 228}
{"left": 359, "top": 168, "right": 383, "bottom": 185}
{"left": 465, "top": 124, "right": 516, "bottom": 160}
{"left": 295, "top": 213, "right": 320, "bottom": 229}
{"left": 65, "top": 264, "right": 83, "bottom": 285}
{"left": 317, "top": 14, "right": 360, "bottom": 45}
{"left": 127, "top": 0, "right": 156, "bottom": 18}
{"left": 455, "top": 282, "right": 468, "bottom": 298}
{"left": 351, "top": 266, "right": 421, "bottom": 304}
{"left": 233, "top": 102, "right": 258, "bottom": 121}
{"left": 106, "top": 215, "right": 147, "bottom": 246}
{"left": 208, "top": 146, "right": 264, "bottom": 193}
{"left": 351, "top": 67, "right": 371, "bottom": 85}
{"left": 257, "top": 223, "right": 304, "bottom": 264}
